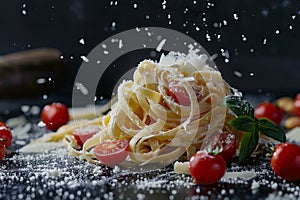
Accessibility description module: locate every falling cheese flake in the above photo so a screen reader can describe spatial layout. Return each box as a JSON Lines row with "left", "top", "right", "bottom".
{"left": 118, "top": 39, "right": 123, "bottom": 49}
{"left": 22, "top": 10, "right": 27, "bottom": 15}
{"left": 80, "top": 56, "right": 89, "bottom": 62}
{"left": 133, "top": 3, "right": 137, "bottom": 8}
{"left": 234, "top": 70, "right": 242, "bottom": 78}
{"left": 233, "top": 13, "right": 239, "bottom": 20}
{"left": 263, "top": 38, "right": 267, "bottom": 45}
{"left": 292, "top": 15, "right": 296, "bottom": 20}
{"left": 79, "top": 38, "right": 85, "bottom": 45}
{"left": 275, "top": 29, "right": 280, "bottom": 34}
{"left": 162, "top": 0, "right": 167, "bottom": 9}
{"left": 74, "top": 82, "right": 89, "bottom": 95}
{"left": 156, "top": 39, "right": 166, "bottom": 52}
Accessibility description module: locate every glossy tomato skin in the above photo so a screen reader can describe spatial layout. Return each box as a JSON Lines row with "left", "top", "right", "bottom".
{"left": 271, "top": 143, "right": 300, "bottom": 181}
{"left": 189, "top": 150, "right": 226, "bottom": 185}
{"left": 254, "top": 102, "right": 284, "bottom": 125}
{"left": 72, "top": 126, "right": 101, "bottom": 146}
{"left": 41, "top": 103, "right": 70, "bottom": 131}
{"left": 94, "top": 140, "right": 129, "bottom": 166}
{"left": 214, "top": 132, "right": 236, "bottom": 164}
{"left": 0, "top": 123, "right": 12, "bottom": 148}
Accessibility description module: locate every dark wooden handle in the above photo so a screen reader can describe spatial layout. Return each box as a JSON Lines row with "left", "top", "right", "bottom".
{"left": 0, "top": 48, "right": 67, "bottom": 98}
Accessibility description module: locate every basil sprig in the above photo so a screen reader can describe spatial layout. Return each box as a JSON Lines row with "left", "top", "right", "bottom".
{"left": 226, "top": 96, "right": 286, "bottom": 163}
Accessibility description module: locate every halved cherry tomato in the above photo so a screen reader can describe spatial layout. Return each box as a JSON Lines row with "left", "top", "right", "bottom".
{"left": 254, "top": 102, "right": 283, "bottom": 125}
{"left": 214, "top": 132, "right": 236, "bottom": 164}
{"left": 189, "top": 150, "right": 226, "bottom": 185}
{"left": 41, "top": 103, "right": 70, "bottom": 131}
{"left": 94, "top": 140, "right": 129, "bottom": 166}
{"left": 271, "top": 143, "right": 300, "bottom": 181}
{"left": 0, "top": 144, "right": 5, "bottom": 160}
{"left": 72, "top": 126, "right": 101, "bottom": 146}
{"left": 167, "top": 82, "right": 202, "bottom": 106}
{"left": 0, "top": 122, "right": 12, "bottom": 148}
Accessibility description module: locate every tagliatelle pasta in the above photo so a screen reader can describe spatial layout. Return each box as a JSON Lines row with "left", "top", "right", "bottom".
{"left": 21, "top": 49, "right": 240, "bottom": 168}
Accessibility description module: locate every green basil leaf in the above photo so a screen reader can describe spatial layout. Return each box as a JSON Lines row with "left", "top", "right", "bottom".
{"left": 226, "top": 96, "right": 254, "bottom": 118}
{"left": 228, "top": 116, "right": 256, "bottom": 132}
{"left": 239, "top": 130, "right": 259, "bottom": 163}
{"left": 258, "top": 118, "right": 286, "bottom": 142}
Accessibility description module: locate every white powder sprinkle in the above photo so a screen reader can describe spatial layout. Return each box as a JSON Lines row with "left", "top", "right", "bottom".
{"left": 156, "top": 39, "right": 166, "bottom": 52}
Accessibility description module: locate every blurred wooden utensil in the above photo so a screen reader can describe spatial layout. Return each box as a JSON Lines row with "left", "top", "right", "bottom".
{"left": 0, "top": 48, "right": 67, "bottom": 98}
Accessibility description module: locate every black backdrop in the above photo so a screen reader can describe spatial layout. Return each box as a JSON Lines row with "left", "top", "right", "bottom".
{"left": 0, "top": 0, "right": 300, "bottom": 101}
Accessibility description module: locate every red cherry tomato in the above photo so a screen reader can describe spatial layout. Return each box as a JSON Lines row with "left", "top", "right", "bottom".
{"left": 72, "top": 126, "right": 101, "bottom": 146}
{"left": 41, "top": 103, "right": 70, "bottom": 131}
{"left": 189, "top": 150, "right": 226, "bottom": 185}
{"left": 254, "top": 102, "right": 283, "bottom": 125}
{"left": 271, "top": 143, "right": 300, "bottom": 181}
{"left": 167, "top": 82, "right": 202, "bottom": 106}
{"left": 214, "top": 132, "right": 236, "bottom": 164}
{"left": 0, "top": 123, "right": 12, "bottom": 148}
{"left": 0, "top": 144, "right": 5, "bottom": 160}
{"left": 294, "top": 99, "right": 300, "bottom": 117}
{"left": 94, "top": 140, "right": 129, "bottom": 166}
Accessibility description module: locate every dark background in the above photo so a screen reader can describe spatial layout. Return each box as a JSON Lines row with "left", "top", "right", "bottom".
{"left": 0, "top": 0, "right": 300, "bottom": 104}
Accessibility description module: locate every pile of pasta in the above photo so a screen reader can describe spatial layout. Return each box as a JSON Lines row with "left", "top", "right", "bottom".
{"left": 22, "top": 50, "right": 238, "bottom": 167}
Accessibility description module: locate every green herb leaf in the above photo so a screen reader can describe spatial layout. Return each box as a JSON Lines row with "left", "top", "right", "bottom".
{"left": 258, "top": 118, "right": 286, "bottom": 142}
{"left": 239, "top": 130, "right": 259, "bottom": 163}
{"left": 225, "top": 96, "right": 254, "bottom": 118}
{"left": 228, "top": 116, "right": 256, "bottom": 132}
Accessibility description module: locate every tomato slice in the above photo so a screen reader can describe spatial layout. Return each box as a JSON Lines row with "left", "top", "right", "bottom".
{"left": 72, "top": 126, "right": 101, "bottom": 146}
{"left": 168, "top": 83, "right": 191, "bottom": 106}
{"left": 167, "top": 82, "right": 202, "bottom": 106}
{"left": 94, "top": 140, "right": 129, "bottom": 166}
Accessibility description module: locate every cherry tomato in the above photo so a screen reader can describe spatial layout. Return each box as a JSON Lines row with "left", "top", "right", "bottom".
{"left": 94, "top": 140, "right": 129, "bottom": 166}
{"left": 214, "top": 132, "right": 236, "bottom": 164}
{"left": 167, "top": 82, "right": 202, "bottom": 106}
{"left": 254, "top": 102, "right": 283, "bottom": 125}
{"left": 271, "top": 143, "right": 300, "bottom": 181}
{"left": 0, "top": 123, "right": 12, "bottom": 148}
{"left": 0, "top": 144, "right": 5, "bottom": 160}
{"left": 189, "top": 150, "right": 226, "bottom": 185}
{"left": 294, "top": 99, "right": 300, "bottom": 117}
{"left": 73, "top": 126, "right": 101, "bottom": 146}
{"left": 41, "top": 103, "right": 70, "bottom": 131}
